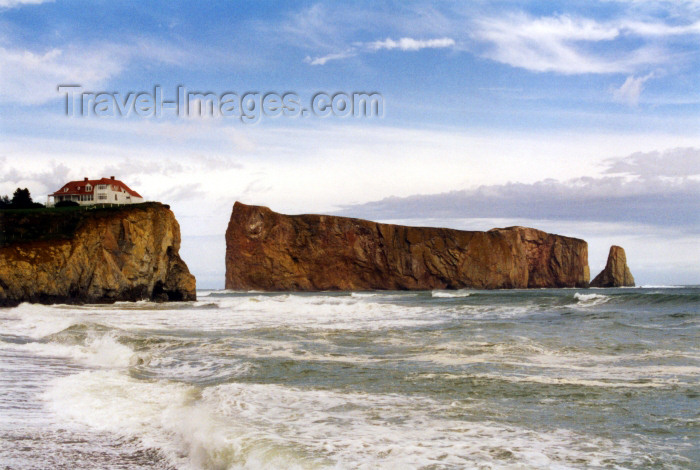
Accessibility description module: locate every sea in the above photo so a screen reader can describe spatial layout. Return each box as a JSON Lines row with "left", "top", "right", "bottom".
{"left": 0, "top": 287, "right": 698, "bottom": 469}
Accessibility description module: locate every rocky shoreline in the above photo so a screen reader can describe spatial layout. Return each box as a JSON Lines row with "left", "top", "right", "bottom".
{"left": 0, "top": 200, "right": 636, "bottom": 307}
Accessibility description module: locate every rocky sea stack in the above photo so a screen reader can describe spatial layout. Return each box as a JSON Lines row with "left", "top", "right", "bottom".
{"left": 590, "top": 245, "right": 635, "bottom": 288}
{"left": 0, "top": 202, "right": 196, "bottom": 307}
{"left": 225, "top": 202, "right": 590, "bottom": 291}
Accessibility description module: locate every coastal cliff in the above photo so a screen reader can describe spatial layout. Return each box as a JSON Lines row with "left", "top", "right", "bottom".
{"left": 225, "top": 202, "right": 590, "bottom": 291}
{"left": 0, "top": 203, "right": 196, "bottom": 307}
{"left": 590, "top": 245, "right": 635, "bottom": 288}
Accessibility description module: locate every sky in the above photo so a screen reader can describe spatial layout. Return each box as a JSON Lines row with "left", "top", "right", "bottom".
{"left": 1, "top": 0, "right": 699, "bottom": 287}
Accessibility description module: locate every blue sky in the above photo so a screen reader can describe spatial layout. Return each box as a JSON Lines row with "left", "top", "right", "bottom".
{"left": 1, "top": 0, "right": 699, "bottom": 287}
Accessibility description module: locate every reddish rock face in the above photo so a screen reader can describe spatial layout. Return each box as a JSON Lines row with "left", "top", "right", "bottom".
{"left": 0, "top": 203, "right": 196, "bottom": 306}
{"left": 225, "top": 202, "right": 590, "bottom": 291}
{"left": 590, "top": 245, "right": 635, "bottom": 288}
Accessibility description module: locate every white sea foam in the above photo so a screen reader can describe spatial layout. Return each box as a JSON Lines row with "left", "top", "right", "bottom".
{"left": 19, "top": 333, "right": 140, "bottom": 368}
{"left": 431, "top": 289, "right": 472, "bottom": 298}
{"left": 639, "top": 285, "right": 685, "bottom": 289}
{"left": 1, "top": 302, "right": 84, "bottom": 339}
{"left": 349, "top": 292, "right": 380, "bottom": 298}
{"left": 152, "top": 294, "right": 445, "bottom": 331}
{"left": 44, "top": 370, "right": 634, "bottom": 469}
{"left": 469, "top": 373, "right": 676, "bottom": 388}
{"left": 407, "top": 339, "right": 700, "bottom": 387}
{"left": 573, "top": 292, "right": 610, "bottom": 307}
{"left": 1, "top": 294, "right": 541, "bottom": 340}
{"left": 222, "top": 337, "right": 382, "bottom": 365}
{"left": 145, "top": 354, "right": 256, "bottom": 381}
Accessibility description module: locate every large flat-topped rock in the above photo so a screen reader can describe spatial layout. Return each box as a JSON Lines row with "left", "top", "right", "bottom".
{"left": 225, "top": 202, "right": 589, "bottom": 291}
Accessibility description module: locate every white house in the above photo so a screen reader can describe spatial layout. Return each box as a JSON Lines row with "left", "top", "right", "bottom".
{"left": 48, "top": 176, "right": 144, "bottom": 206}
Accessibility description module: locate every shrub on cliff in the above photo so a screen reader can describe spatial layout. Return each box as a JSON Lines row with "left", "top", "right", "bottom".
{"left": 55, "top": 200, "right": 80, "bottom": 207}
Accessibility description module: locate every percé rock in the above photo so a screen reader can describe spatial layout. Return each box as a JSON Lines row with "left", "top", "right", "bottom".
{"left": 590, "top": 245, "right": 635, "bottom": 288}
{"left": 0, "top": 203, "right": 196, "bottom": 307}
{"left": 225, "top": 202, "right": 590, "bottom": 291}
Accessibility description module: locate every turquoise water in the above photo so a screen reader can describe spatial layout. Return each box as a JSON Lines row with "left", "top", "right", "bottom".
{"left": 1, "top": 287, "right": 698, "bottom": 469}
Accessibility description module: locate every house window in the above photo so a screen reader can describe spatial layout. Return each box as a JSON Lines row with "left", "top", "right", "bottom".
{"left": 86, "top": 184, "right": 92, "bottom": 191}
{"left": 115, "top": 194, "right": 118, "bottom": 201}
{"left": 64, "top": 188, "right": 68, "bottom": 192}
{"left": 98, "top": 194, "right": 107, "bottom": 200}
{"left": 97, "top": 184, "right": 107, "bottom": 190}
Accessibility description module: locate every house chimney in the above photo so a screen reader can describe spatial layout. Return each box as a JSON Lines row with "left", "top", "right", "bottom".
{"left": 110, "top": 176, "right": 115, "bottom": 180}
{"left": 84, "top": 177, "right": 88, "bottom": 182}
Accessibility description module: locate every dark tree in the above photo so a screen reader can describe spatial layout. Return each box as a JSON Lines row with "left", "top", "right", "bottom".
{"left": 0, "top": 195, "right": 10, "bottom": 209}
{"left": 11, "top": 188, "right": 33, "bottom": 208}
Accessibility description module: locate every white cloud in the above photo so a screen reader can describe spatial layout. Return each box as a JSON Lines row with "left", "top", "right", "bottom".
{"left": 0, "top": 45, "right": 127, "bottom": 104}
{"left": 506, "top": 14, "right": 620, "bottom": 41}
{"left": 473, "top": 13, "right": 668, "bottom": 74}
{"left": 604, "top": 147, "right": 700, "bottom": 177}
{"left": 305, "top": 36, "right": 456, "bottom": 65}
{"left": 0, "top": 0, "right": 52, "bottom": 7}
{"left": 613, "top": 72, "right": 654, "bottom": 105}
{"left": 304, "top": 50, "right": 357, "bottom": 65}
{"left": 622, "top": 20, "right": 700, "bottom": 37}
{"left": 0, "top": 36, "right": 215, "bottom": 105}
{"left": 0, "top": 158, "right": 70, "bottom": 197}
{"left": 369, "top": 37, "right": 455, "bottom": 51}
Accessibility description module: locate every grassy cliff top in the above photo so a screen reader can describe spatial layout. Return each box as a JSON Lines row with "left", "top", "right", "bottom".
{"left": 0, "top": 202, "right": 169, "bottom": 247}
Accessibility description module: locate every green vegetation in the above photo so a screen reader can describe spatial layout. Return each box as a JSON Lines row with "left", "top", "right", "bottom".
{"left": 0, "top": 202, "right": 167, "bottom": 247}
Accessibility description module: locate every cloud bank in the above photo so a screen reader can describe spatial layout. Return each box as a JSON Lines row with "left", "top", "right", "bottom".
{"left": 336, "top": 148, "right": 700, "bottom": 231}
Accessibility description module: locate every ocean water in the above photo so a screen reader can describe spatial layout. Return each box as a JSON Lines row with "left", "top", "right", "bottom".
{"left": 0, "top": 287, "right": 698, "bottom": 469}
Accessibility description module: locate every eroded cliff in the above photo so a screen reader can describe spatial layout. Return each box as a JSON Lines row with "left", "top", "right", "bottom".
{"left": 590, "top": 245, "right": 635, "bottom": 288}
{"left": 0, "top": 203, "right": 196, "bottom": 306}
{"left": 225, "top": 202, "right": 589, "bottom": 291}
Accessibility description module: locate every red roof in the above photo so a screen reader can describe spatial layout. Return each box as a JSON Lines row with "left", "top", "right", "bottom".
{"left": 51, "top": 178, "right": 143, "bottom": 198}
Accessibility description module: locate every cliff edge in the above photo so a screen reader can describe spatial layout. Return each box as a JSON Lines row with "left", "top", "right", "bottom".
{"left": 225, "top": 202, "right": 589, "bottom": 291}
{"left": 590, "top": 245, "right": 635, "bottom": 288}
{"left": 0, "top": 203, "right": 196, "bottom": 307}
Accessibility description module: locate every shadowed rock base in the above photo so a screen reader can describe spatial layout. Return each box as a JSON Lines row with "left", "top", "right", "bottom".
{"left": 225, "top": 202, "right": 590, "bottom": 291}
{"left": 590, "top": 245, "right": 635, "bottom": 287}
